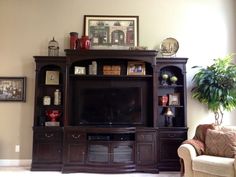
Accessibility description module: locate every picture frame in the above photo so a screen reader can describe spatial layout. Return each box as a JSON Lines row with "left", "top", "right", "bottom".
{"left": 0, "top": 77, "right": 26, "bottom": 102}
{"left": 168, "top": 93, "right": 180, "bottom": 106}
{"left": 45, "top": 71, "right": 59, "bottom": 85}
{"left": 74, "top": 66, "right": 86, "bottom": 75}
{"left": 127, "top": 61, "right": 146, "bottom": 75}
{"left": 84, "top": 15, "right": 139, "bottom": 49}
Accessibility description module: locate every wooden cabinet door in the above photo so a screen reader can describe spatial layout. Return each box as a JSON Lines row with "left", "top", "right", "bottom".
{"left": 32, "top": 128, "right": 63, "bottom": 166}
{"left": 111, "top": 142, "right": 135, "bottom": 164}
{"left": 158, "top": 129, "right": 187, "bottom": 171}
{"left": 136, "top": 142, "right": 155, "bottom": 165}
{"left": 136, "top": 130, "right": 156, "bottom": 165}
{"left": 87, "top": 142, "right": 109, "bottom": 164}
{"left": 63, "top": 129, "right": 87, "bottom": 164}
{"left": 65, "top": 143, "right": 86, "bottom": 164}
{"left": 33, "top": 141, "right": 62, "bottom": 163}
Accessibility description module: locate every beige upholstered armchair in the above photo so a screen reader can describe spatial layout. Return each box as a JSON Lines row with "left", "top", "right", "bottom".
{"left": 178, "top": 124, "right": 236, "bottom": 177}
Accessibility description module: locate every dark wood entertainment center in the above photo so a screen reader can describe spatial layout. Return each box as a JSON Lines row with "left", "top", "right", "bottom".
{"left": 31, "top": 50, "right": 188, "bottom": 173}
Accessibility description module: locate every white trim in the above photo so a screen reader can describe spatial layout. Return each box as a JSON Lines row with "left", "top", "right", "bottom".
{"left": 0, "top": 159, "right": 31, "bottom": 167}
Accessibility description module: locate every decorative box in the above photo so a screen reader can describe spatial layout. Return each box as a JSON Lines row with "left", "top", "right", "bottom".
{"left": 103, "top": 65, "right": 121, "bottom": 75}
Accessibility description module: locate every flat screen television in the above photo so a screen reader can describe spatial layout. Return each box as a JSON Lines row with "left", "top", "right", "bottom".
{"left": 76, "top": 87, "right": 144, "bottom": 126}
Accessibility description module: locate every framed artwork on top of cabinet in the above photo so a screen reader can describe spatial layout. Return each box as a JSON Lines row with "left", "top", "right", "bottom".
{"left": 84, "top": 15, "right": 139, "bottom": 49}
{"left": 0, "top": 77, "right": 26, "bottom": 102}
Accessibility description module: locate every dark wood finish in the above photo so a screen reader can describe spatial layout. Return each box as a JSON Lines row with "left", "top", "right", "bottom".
{"left": 33, "top": 56, "right": 67, "bottom": 127}
{"left": 65, "top": 50, "right": 157, "bottom": 129}
{"left": 62, "top": 126, "right": 157, "bottom": 173}
{"left": 136, "top": 128, "right": 158, "bottom": 173}
{"left": 157, "top": 128, "right": 187, "bottom": 171}
{"left": 155, "top": 58, "right": 188, "bottom": 171}
{"left": 32, "top": 56, "right": 66, "bottom": 171}
{"left": 65, "top": 49, "right": 157, "bottom": 64}
{"left": 32, "top": 50, "right": 188, "bottom": 173}
{"left": 31, "top": 127, "right": 63, "bottom": 171}
{"left": 63, "top": 127, "right": 87, "bottom": 166}
{"left": 62, "top": 127, "right": 137, "bottom": 173}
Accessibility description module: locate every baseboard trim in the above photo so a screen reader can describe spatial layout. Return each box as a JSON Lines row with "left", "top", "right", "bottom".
{"left": 0, "top": 159, "right": 31, "bottom": 167}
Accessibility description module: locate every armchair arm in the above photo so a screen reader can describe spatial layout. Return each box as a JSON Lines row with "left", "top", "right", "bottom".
{"left": 234, "top": 155, "right": 236, "bottom": 174}
{"left": 178, "top": 144, "right": 197, "bottom": 177}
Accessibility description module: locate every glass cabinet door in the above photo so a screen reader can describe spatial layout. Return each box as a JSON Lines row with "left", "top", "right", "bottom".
{"left": 87, "top": 143, "right": 109, "bottom": 163}
{"left": 112, "top": 142, "right": 134, "bottom": 164}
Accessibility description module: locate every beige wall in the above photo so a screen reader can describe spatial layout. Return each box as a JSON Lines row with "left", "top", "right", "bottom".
{"left": 0, "top": 0, "right": 235, "bottom": 159}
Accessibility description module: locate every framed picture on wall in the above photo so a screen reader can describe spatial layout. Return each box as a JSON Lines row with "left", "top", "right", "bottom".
{"left": 84, "top": 15, "right": 139, "bottom": 49}
{"left": 0, "top": 77, "right": 26, "bottom": 102}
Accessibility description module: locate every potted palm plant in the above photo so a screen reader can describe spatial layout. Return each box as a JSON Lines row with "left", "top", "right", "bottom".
{"left": 191, "top": 54, "right": 236, "bottom": 125}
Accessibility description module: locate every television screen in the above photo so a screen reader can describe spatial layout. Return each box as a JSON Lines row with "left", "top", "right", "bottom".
{"left": 77, "top": 87, "right": 143, "bottom": 126}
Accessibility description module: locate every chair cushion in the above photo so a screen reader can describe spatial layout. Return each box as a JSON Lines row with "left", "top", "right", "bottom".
{"left": 193, "top": 155, "right": 235, "bottom": 177}
{"left": 205, "top": 129, "right": 236, "bottom": 157}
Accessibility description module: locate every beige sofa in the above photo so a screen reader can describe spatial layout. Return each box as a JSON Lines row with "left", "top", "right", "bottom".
{"left": 178, "top": 124, "right": 236, "bottom": 177}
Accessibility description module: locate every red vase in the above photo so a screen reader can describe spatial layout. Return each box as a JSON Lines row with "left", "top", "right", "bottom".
{"left": 45, "top": 110, "right": 62, "bottom": 122}
{"left": 160, "top": 95, "right": 168, "bottom": 106}
{"left": 78, "top": 36, "right": 91, "bottom": 50}
{"left": 70, "top": 32, "right": 78, "bottom": 50}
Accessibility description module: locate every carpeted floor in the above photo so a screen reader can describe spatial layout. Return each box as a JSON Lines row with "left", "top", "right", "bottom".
{"left": 0, "top": 167, "right": 180, "bottom": 177}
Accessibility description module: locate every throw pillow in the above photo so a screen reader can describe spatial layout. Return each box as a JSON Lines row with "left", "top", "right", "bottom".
{"left": 205, "top": 129, "right": 236, "bottom": 158}
{"left": 221, "top": 126, "right": 236, "bottom": 132}
{"left": 193, "top": 124, "right": 216, "bottom": 143}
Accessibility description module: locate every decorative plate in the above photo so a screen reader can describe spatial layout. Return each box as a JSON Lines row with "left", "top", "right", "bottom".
{"left": 160, "top": 37, "right": 179, "bottom": 56}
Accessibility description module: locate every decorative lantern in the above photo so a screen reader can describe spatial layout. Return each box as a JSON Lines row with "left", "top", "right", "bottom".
{"left": 48, "top": 37, "right": 59, "bottom": 56}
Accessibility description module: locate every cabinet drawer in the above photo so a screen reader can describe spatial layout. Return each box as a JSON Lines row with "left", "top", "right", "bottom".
{"left": 136, "top": 132, "right": 155, "bottom": 142}
{"left": 159, "top": 131, "right": 186, "bottom": 139}
{"left": 34, "top": 131, "right": 62, "bottom": 141}
{"left": 66, "top": 131, "right": 86, "bottom": 142}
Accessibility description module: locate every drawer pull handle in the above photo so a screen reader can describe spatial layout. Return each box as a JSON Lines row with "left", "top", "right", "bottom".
{"left": 72, "top": 134, "right": 80, "bottom": 139}
{"left": 168, "top": 134, "right": 176, "bottom": 138}
{"left": 45, "top": 133, "right": 53, "bottom": 138}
